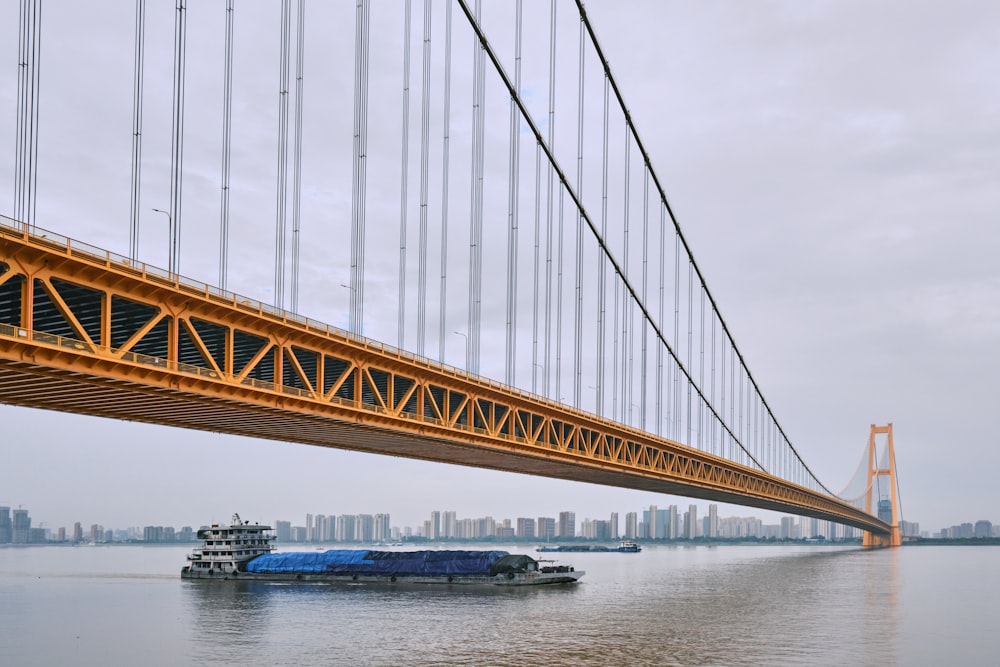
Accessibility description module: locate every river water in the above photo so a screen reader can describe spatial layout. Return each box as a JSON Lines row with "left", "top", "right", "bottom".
{"left": 0, "top": 543, "right": 994, "bottom": 666}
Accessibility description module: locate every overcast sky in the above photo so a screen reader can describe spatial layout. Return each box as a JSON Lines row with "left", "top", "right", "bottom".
{"left": 1, "top": 1, "right": 998, "bottom": 534}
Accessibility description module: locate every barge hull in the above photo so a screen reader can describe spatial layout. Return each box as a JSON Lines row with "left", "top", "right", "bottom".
{"left": 181, "top": 568, "right": 584, "bottom": 585}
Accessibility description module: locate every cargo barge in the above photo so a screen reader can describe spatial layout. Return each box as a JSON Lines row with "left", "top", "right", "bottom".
{"left": 536, "top": 540, "right": 641, "bottom": 553}
{"left": 181, "top": 515, "right": 584, "bottom": 586}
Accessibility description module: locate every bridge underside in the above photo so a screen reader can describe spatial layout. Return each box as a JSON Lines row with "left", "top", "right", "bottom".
{"left": 0, "top": 221, "right": 889, "bottom": 535}
{"left": 0, "top": 358, "right": 838, "bottom": 518}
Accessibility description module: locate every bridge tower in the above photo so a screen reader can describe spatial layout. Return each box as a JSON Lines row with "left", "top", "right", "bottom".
{"left": 863, "top": 423, "right": 902, "bottom": 547}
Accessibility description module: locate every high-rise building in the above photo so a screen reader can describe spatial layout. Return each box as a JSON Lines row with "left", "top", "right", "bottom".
{"left": 707, "top": 504, "right": 718, "bottom": 539}
{"left": 537, "top": 517, "right": 556, "bottom": 540}
{"left": 718, "top": 516, "right": 762, "bottom": 538}
{"left": 313, "top": 514, "right": 327, "bottom": 542}
{"left": 974, "top": 520, "right": 993, "bottom": 538}
{"left": 374, "top": 513, "right": 391, "bottom": 542}
{"left": 624, "top": 512, "right": 638, "bottom": 539}
{"left": 668, "top": 505, "right": 679, "bottom": 539}
{"left": 557, "top": 512, "right": 576, "bottom": 538}
{"left": 355, "top": 514, "right": 375, "bottom": 542}
{"left": 592, "top": 520, "right": 611, "bottom": 540}
{"left": 516, "top": 517, "right": 536, "bottom": 539}
{"left": 478, "top": 516, "right": 496, "bottom": 538}
{"left": 429, "top": 511, "right": 441, "bottom": 540}
{"left": 801, "top": 516, "right": 820, "bottom": 539}
{"left": 275, "top": 520, "right": 292, "bottom": 542}
{"left": 684, "top": 505, "right": 698, "bottom": 539}
{"left": 643, "top": 507, "right": 672, "bottom": 539}
{"left": 609, "top": 512, "right": 619, "bottom": 540}
{"left": 335, "top": 515, "right": 355, "bottom": 542}
{"left": 73, "top": 522, "right": 83, "bottom": 543}
{"left": 443, "top": 511, "right": 457, "bottom": 539}
{"left": 0, "top": 506, "right": 11, "bottom": 544}
{"left": 646, "top": 505, "right": 659, "bottom": 539}
{"left": 12, "top": 508, "right": 31, "bottom": 544}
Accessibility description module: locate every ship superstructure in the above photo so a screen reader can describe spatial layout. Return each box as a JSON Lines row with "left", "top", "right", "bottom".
{"left": 182, "top": 513, "right": 275, "bottom": 578}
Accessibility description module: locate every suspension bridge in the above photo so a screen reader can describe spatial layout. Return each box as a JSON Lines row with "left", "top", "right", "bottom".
{"left": 2, "top": 0, "right": 900, "bottom": 545}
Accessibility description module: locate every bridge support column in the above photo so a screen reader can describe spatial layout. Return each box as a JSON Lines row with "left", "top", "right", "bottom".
{"left": 863, "top": 423, "right": 902, "bottom": 547}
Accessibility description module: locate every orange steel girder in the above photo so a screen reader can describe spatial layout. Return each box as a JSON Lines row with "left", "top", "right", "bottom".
{"left": 0, "top": 222, "right": 889, "bottom": 534}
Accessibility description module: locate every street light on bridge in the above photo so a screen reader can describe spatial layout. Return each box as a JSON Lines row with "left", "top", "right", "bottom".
{"left": 150, "top": 208, "right": 175, "bottom": 276}
{"left": 452, "top": 331, "right": 469, "bottom": 372}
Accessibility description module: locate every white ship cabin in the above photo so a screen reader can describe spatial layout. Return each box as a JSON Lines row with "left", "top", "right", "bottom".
{"left": 186, "top": 514, "right": 275, "bottom": 575}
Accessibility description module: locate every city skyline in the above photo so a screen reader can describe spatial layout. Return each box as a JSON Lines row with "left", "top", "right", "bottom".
{"left": 7, "top": 500, "right": 997, "bottom": 544}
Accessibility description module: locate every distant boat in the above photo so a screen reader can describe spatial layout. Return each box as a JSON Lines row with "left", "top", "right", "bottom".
{"left": 536, "top": 542, "right": 642, "bottom": 553}
{"left": 537, "top": 545, "right": 609, "bottom": 553}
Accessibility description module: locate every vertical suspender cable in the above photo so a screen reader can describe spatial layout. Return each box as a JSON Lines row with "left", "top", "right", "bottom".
{"left": 655, "top": 203, "right": 664, "bottom": 434}
{"left": 531, "top": 10, "right": 541, "bottom": 392}
{"left": 720, "top": 331, "right": 727, "bottom": 458}
{"left": 686, "top": 262, "right": 693, "bottom": 446}
{"left": 531, "top": 140, "right": 541, "bottom": 393}
{"left": 708, "top": 313, "right": 716, "bottom": 460}
{"left": 274, "top": 0, "right": 291, "bottom": 309}
{"left": 472, "top": 0, "right": 483, "bottom": 372}
{"left": 555, "top": 187, "right": 564, "bottom": 401}
{"left": 596, "top": 74, "right": 608, "bottom": 416}
{"left": 504, "top": 0, "right": 522, "bottom": 386}
{"left": 168, "top": 0, "right": 187, "bottom": 276}
{"left": 699, "top": 286, "right": 705, "bottom": 448}
{"left": 621, "top": 131, "right": 630, "bottom": 424}
{"left": 542, "top": 0, "right": 556, "bottom": 396}
{"left": 14, "top": 0, "right": 26, "bottom": 225}
{"left": 467, "top": 0, "right": 485, "bottom": 374}
{"left": 572, "top": 14, "right": 585, "bottom": 408}
{"left": 417, "top": 0, "right": 433, "bottom": 356}
{"left": 533, "top": 2, "right": 554, "bottom": 396}
{"left": 672, "top": 235, "right": 680, "bottom": 440}
{"left": 397, "top": 0, "right": 411, "bottom": 348}
{"left": 608, "top": 92, "right": 617, "bottom": 419}
{"left": 466, "top": 0, "right": 479, "bottom": 369}
{"left": 640, "top": 169, "right": 648, "bottom": 430}
{"left": 28, "top": 0, "right": 40, "bottom": 229}
{"left": 738, "top": 361, "right": 744, "bottom": 466}
{"left": 350, "top": 0, "right": 371, "bottom": 335}
{"left": 15, "top": 0, "right": 43, "bottom": 230}
{"left": 711, "top": 300, "right": 717, "bottom": 454}
{"left": 219, "top": 0, "right": 234, "bottom": 290}
{"left": 290, "top": 0, "right": 305, "bottom": 312}
{"left": 438, "top": 0, "right": 452, "bottom": 362}
{"left": 129, "top": 0, "right": 146, "bottom": 262}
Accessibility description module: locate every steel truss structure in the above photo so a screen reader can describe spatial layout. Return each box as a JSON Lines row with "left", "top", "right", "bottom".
{"left": 0, "top": 219, "right": 889, "bottom": 535}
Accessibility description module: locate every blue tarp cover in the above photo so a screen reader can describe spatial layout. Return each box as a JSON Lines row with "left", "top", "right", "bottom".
{"left": 245, "top": 549, "right": 510, "bottom": 576}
